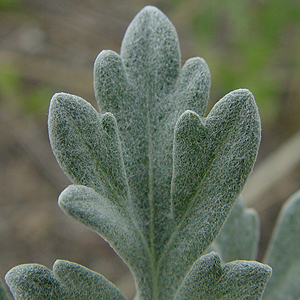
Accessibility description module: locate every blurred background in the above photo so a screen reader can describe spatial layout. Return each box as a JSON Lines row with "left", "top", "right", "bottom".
{"left": 1, "top": 0, "right": 300, "bottom": 298}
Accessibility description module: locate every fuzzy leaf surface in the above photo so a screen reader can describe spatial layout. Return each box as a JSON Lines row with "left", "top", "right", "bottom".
{"left": 93, "top": 6, "right": 210, "bottom": 256}
{"left": 48, "top": 93, "right": 151, "bottom": 292}
{"left": 263, "top": 190, "right": 300, "bottom": 300}
{"left": 174, "top": 252, "right": 272, "bottom": 300}
{"left": 48, "top": 5, "right": 262, "bottom": 299}
{"left": 5, "top": 260, "right": 126, "bottom": 300}
{"left": 48, "top": 93, "right": 128, "bottom": 202}
{"left": 207, "top": 198, "right": 260, "bottom": 262}
{"left": 58, "top": 184, "right": 151, "bottom": 283}
{"left": 158, "top": 89, "right": 261, "bottom": 296}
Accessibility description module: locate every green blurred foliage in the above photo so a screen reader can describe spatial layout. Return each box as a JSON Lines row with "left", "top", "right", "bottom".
{"left": 172, "top": 0, "right": 300, "bottom": 130}
{"left": 0, "top": 0, "right": 20, "bottom": 10}
{"left": 0, "top": 63, "right": 54, "bottom": 119}
{"left": 1, "top": 0, "right": 300, "bottom": 132}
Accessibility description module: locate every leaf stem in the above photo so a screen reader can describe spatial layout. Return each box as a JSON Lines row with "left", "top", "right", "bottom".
{"left": 146, "top": 78, "right": 159, "bottom": 299}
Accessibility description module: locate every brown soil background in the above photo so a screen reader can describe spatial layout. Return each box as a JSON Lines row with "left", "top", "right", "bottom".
{"left": 0, "top": 1, "right": 300, "bottom": 299}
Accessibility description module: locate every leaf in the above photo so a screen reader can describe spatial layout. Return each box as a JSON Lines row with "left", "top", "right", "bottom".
{"left": 49, "top": 93, "right": 151, "bottom": 295}
{"left": 174, "top": 251, "right": 272, "bottom": 300}
{"left": 48, "top": 93, "right": 128, "bottom": 203}
{"left": 263, "top": 190, "right": 300, "bottom": 300}
{"left": 93, "top": 7, "right": 211, "bottom": 253}
{"left": 5, "top": 264, "right": 68, "bottom": 299}
{"left": 5, "top": 260, "right": 127, "bottom": 300}
{"left": 53, "top": 6, "right": 210, "bottom": 299}
{"left": 157, "top": 89, "right": 261, "bottom": 296}
{"left": 48, "top": 5, "right": 263, "bottom": 299}
{"left": 54, "top": 260, "right": 127, "bottom": 299}
{"left": 207, "top": 197, "right": 260, "bottom": 262}
{"left": 58, "top": 184, "right": 151, "bottom": 283}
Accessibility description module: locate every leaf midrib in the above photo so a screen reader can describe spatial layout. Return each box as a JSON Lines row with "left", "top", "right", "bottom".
{"left": 144, "top": 22, "right": 159, "bottom": 300}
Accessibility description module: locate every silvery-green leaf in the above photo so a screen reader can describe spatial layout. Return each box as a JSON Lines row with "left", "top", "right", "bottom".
{"left": 174, "top": 252, "right": 272, "bottom": 300}
{"left": 5, "top": 260, "right": 126, "bottom": 300}
{"left": 47, "top": 5, "right": 263, "bottom": 300}
{"left": 263, "top": 190, "right": 300, "bottom": 300}
{"left": 48, "top": 93, "right": 128, "bottom": 203}
{"left": 58, "top": 184, "right": 151, "bottom": 285}
{"left": 5, "top": 264, "right": 68, "bottom": 299}
{"left": 53, "top": 260, "right": 127, "bottom": 299}
{"left": 157, "top": 88, "right": 261, "bottom": 297}
{"left": 207, "top": 197, "right": 260, "bottom": 262}
{"left": 93, "top": 6, "right": 210, "bottom": 254}
{"left": 93, "top": 6, "right": 212, "bottom": 299}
